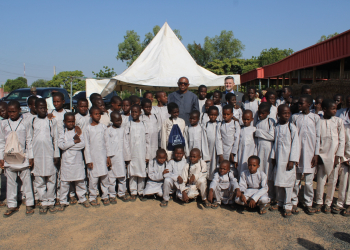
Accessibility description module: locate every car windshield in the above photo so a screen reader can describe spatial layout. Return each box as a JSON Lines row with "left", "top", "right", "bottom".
{"left": 37, "top": 89, "right": 70, "bottom": 100}
{"left": 73, "top": 92, "right": 86, "bottom": 100}
{"left": 5, "top": 90, "right": 31, "bottom": 101}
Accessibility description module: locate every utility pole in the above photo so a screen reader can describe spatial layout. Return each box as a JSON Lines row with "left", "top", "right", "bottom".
{"left": 24, "top": 63, "right": 26, "bottom": 79}
{"left": 70, "top": 76, "right": 73, "bottom": 110}
{"left": 54, "top": 66, "right": 56, "bottom": 76}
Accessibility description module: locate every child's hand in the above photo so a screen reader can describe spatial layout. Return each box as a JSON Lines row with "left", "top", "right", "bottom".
{"left": 177, "top": 176, "right": 183, "bottom": 184}
{"left": 189, "top": 175, "right": 195, "bottom": 184}
{"left": 47, "top": 113, "right": 54, "bottom": 120}
{"left": 311, "top": 155, "right": 318, "bottom": 168}
{"left": 0, "top": 160, "right": 4, "bottom": 169}
{"left": 87, "top": 163, "right": 93, "bottom": 169}
{"left": 146, "top": 159, "right": 149, "bottom": 163}
{"left": 208, "top": 189, "right": 214, "bottom": 203}
{"left": 287, "top": 161, "right": 294, "bottom": 171}
{"left": 75, "top": 126, "right": 82, "bottom": 136}
{"left": 29, "top": 159, "right": 34, "bottom": 168}
{"left": 248, "top": 198, "right": 256, "bottom": 208}
{"left": 163, "top": 169, "right": 169, "bottom": 175}
{"left": 107, "top": 157, "right": 112, "bottom": 168}
{"left": 235, "top": 188, "right": 241, "bottom": 198}
{"left": 73, "top": 134, "right": 81, "bottom": 144}
{"left": 182, "top": 191, "right": 189, "bottom": 203}
{"left": 233, "top": 162, "right": 238, "bottom": 169}
{"left": 54, "top": 158, "right": 60, "bottom": 167}
{"left": 230, "top": 153, "right": 235, "bottom": 164}
{"left": 240, "top": 193, "right": 247, "bottom": 204}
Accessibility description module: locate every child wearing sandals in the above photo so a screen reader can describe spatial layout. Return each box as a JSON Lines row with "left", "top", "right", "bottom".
{"left": 208, "top": 160, "right": 240, "bottom": 209}
{"left": 57, "top": 113, "right": 90, "bottom": 211}
{"left": 235, "top": 156, "right": 270, "bottom": 215}
{"left": 84, "top": 106, "right": 111, "bottom": 207}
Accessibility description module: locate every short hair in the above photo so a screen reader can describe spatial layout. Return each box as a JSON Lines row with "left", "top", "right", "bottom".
{"left": 0, "top": 102, "right": 7, "bottom": 108}
{"left": 225, "top": 92, "right": 236, "bottom": 101}
{"left": 213, "top": 90, "right": 222, "bottom": 98}
{"left": 27, "top": 95, "right": 38, "bottom": 106}
{"left": 258, "top": 102, "right": 271, "bottom": 113}
{"left": 141, "top": 98, "right": 152, "bottom": 107}
{"left": 156, "top": 148, "right": 167, "bottom": 156}
{"left": 190, "top": 148, "right": 201, "bottom": 156}
{"left": 265, "top": 91, "right": 276, "bottom": 99}
{"left": 143, "top": 91, "right": 153, "bottom": 99}
{"left": 90, "top": 93, "right": 102, "bottom": 103}
{"left": 89, "top": 106, "right": 101, "bottom": 114}
{"left": 129, "top": 95, "right": 140, "bottom": 105}
{"left": 173, "top": 144, "right": 184, "bottom": 152}
{"left": 248, "top": 155, "right": 260, "bottom": 164}
{"left": 301, "top": 85, "right": 311, "bottom": 93}
{"left": 299, "top": 94, "right": 313, "bottom": 105}
{"left": 322, "top": 99, "right": 336, "bottom": 109}
{"left": 35, "top": 98, "right": 47, "bottom": 107}
{"left": 64, "top": 112, "right": 75, "bottom": 120}
{"left": 277, "top": 104, "right": 290, "bottom": 113}
{"left": 7, "top": 100, "right": 20, "bottom": 110}
{"left": 284, "top": 86, "right": 293, "bottom": 93}
{"left": 111, "top": 96, "right": 122, "bottom": 104}
{"left": 178, "top": 76, "right": 189, "bottom": 82}
{"left": 333, "top": 94, "right": 343, "bottom": 100}
{"left": 220, "top": 160, "right": 230, "bottom": 167}
{"left": 198, "top": 85, "right": 207, "bottom": 91}
{"left": 315, "top": 96, "right": 324, "bottom": 103}
{"left": 208, "top": 106, "right": 219, "bottom": 114}
{"left": 52, "top": 91, "right": 64, "bottom": 101}
{"left": 222, "top": 104, "right": 233, "bottom": 113}
{"left": 243, "top": 110, "right": 253, "bottom": 117}
{"left": 190, "top": 110, "right": 200, "bottom": 117}
{"left": 155, "top": 91, "right": 165, "bottom": 99}
{"left": 167, "top": 102, "right": 179, "bottom": 113}
{"left": 77, "top": 98, "right": 88, "bottom": 106}
{"left": 224, "top": 76, "right": 234, "bottom": 82}
{"left": 110, "top": 111, "right": 121, "bottom": 119}
{"left": 247, "top": 86, "right": 256, "bottom": 93}
{"left": 122, "top": 98, "right": 131, "bottom": 103}
{"left": 131, "top": 104, "right": 142, "bottom": 112}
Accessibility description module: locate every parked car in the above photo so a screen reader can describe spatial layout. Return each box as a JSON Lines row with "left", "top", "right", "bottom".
{"left": 73, "top": 91, "right": 118, "bottom": 109}
{"left": 1, "top": 87, "right": 76, "bottom": 113}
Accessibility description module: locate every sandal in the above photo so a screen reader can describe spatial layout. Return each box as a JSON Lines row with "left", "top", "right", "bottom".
{"left": 139, "top": 195, "right": 147, "bottom": 202}
{"left": 331, "top": 205, "right": 342, "bottom": 214}
{"left": 292, "top": 205, "right": 300, "bottom": 215}
{"left": 269, "top": 204, "right": 279, "bottom": 212}
{"left": 324, "top": 205, "right": 331, "bottom": 214}
{"left": 69, "top": 196, "right": 78, "bottom": 205}
{"left": 0, "top": 200, "right": 6, "bottom": 207}
{"left": 259, "top": 205, "right": 268, "bottom": 215}
{"left": 342, "top": 206, "right": 350, "bottom": 217}
{"left": 129, "top": 195, "right": 137, "bottom": 202}
{"left": 305, "top": 206, "right": 316, "bottom": 215}
{"left": 34, "top": 200, "right": 41, "bottom": 208}
{"left": 90, "top": 199, "right": 100, "bottom": 207}
{"left": 119, "top": 196, "right": 129, "bottom": 202}
{"left": 314, "top": 204, "right": 322, "bottom": 214}
{"left": 26, "top": 206, "right": 35, "bottom": 216}
{"left": 160, "top": 200, "right": 168, "bottom": 208}
{"left": 48, "top": 205, "right": 57, "bottom": 214}
{"left": 211, "top": 202, "right": 220, "bottom": 209}
{"left": 110, "top": 197, "right": 117, "bottom": 205}
{"left": 3, "top": 207, "right": 19, "bottom": 217}
{"left": 81, "top": 200, "right": 90, "bottom": 208}
{"left": 57, "top": 204, "right": 67, "bottom": 212}
{"left": 39, "top": 206, "right": 48, "bottom": 215}
{"left": 55, "top": 199, "right": 60, "bottom": 206}
{"left": 203, "top": 200, "right": 211, "bottom": 209}
{"left": 283, "top": 209, "right": 292, "bottom": 218}
{"left": 102, "top": 198, "right": 110, "bottom": 206}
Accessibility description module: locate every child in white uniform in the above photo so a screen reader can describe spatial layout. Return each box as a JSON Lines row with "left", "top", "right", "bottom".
{"left": 198, "top": 85, "right": 207, "bottom": 115}
{"left": 242, "top": 87, "right": 260, "bottom": 126}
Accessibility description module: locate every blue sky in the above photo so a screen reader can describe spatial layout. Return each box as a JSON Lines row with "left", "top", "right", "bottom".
{"left": 0, "top": 0, "right": 349, "bottom": 85}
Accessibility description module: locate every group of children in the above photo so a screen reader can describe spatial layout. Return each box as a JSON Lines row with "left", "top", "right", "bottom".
{"left": 0, "top": 83, "right": 349, "bottom": 219}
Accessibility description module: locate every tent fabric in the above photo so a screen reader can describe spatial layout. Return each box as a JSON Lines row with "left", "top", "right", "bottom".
{"left": 98, "top": 22, "right": 240, "bottom": 95}
{"left": 86, "top": 78, "right": 111, "bottom": 104}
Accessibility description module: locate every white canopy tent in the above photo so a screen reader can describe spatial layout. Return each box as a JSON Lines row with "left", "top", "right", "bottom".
{"left": 87, "top": 22, "right": 240, "bottom": 97}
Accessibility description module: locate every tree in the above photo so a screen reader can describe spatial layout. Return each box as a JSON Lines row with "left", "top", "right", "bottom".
{"left": 4, "top": 77, "right": 28, "bottom": 92}
{"left": 31, "top": 79, "right": 48, "bottom": 87}
{"left": 92, "top": 66, "right": 116, "bottom": 78}
{"left": 205, "top": 58, "right": 260, "bottom": 75}
{"left": 46, "top": 71, "right": 85, "bottom": 93}
{"left": 258, "top": 48, "right": 294, "bottom": 67}
{"left": 188, "top": 30, "right": 244, "bottom": 66}
{"left": 317, "top": 32, "right": 339, "bottom": 43}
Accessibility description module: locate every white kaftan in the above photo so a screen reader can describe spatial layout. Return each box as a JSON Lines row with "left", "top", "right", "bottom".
{"left": 184, "top": 124, "right": 210, "bottom": 161}
{"left": 236, "top": 125, "right": 257, "bottom": 176}
{"left": 198, "top": 98, "right": 206, "bottom": 114}
{"left": 215, "top": 104, "right": 223, "bottom": 121}
{"left": 161, "top": 117, "right": 186, "bottom": 160}
{"left": 106, "top": 126, "right": 126, "bottom": 178}
{"left": 75, "top": 113, "right": 90, "bottom": 132}
{"left": 233, "top": 108, "right": 243, "bottom": 125}
{"left": 202, "top": 121, "right": 219, "bottom": 180}
{"left": 200, "top": 112, "right": 210, "bottom": 126}
{"left": 242, "top": 100, "right": 259, "bottom": 125}
{"left": 49, "top": 109, "right": 68, "bottom": 134}
{"left": 216, "top": 120, "right": 241, "bottom": 161}
{"left": 143, "top": 159, "right": 166, "bottom": 196}
{"left": 140, "top": 113, "right": 161, "bottom": 160}
{"left": 269, "top": 105, "right": 278, "bottom": 123}
{"left": 210, "top": 171, "right": 239, "bottom": 204}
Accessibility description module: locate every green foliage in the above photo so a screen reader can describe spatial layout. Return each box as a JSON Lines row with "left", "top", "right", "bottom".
{"left": 188, "top": 30, "right": 244, "bottom": 66}
{"left": 205, "top": 58, "right": 259, "bottom": 75}
{"left": 258, "top": 47, "right": 294, "bottom": 67}
{"left": 46, "top": 71, "right": 85, "bottom": 94}
{"left": 92, "top": 66, "right": 116, "bottom": 78}
{"left": 4, "top": 77, "right": 28, "bottom": 92}
{"left": 31, "top": 79, "right": 48, "bottom": 87}
{"left": 317, "top": 32, "right": 339, "bottom": 43}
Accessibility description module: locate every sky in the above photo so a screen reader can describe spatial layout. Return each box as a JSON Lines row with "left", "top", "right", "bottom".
{"left": 0, "top": 0, "right": 349, "bottom": 85}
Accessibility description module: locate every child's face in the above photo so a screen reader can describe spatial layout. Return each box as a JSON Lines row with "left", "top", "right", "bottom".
{"left": 298, "top": 98, "right": 310, "bottom": 113}
{"left": 204, "top": 100, "right": 214, "bottom": 112}
{"left": 36, "top": 103, "right": 47, "bottom": 118}
{"left": 0, "top": 105, "right": 8, "bottom": 119}
{"left": 158, "top": 92, "right": 168, "bottom": 105}
{"left": 198, "top": 87, "right": 207, "bottom": 100}
{"left": 302, "top": 88, "right": 311, "bottom": 95}
{"left": 173, "top": 148, "right": 184, "bottom": 161}
{"left": 77, "top": 101, "right": 88, "bottom": 115}
{"left": 90, "top": 109, "right": 101, "bottom": 123}
{"left": 219, "top": 162, "right": 230, "bottom": 176}
{"left": 212, "top": 93, "right": 221, "bottom": 105}
{"left": 258, "top": 109, "right": 269, "bottom": 121}
{"left": 278, "top": 106, "right": 291, "bottom": 123}
{"left": 334, "top": 95, "right": 342, "bottom": 106}
{"left": 111, "top": 114, "right": 122, "bottom": 128}
{"left": 7, "top": 105, "right": 20, "bottom": 121}
{"left": 222, "top": 109, "right": 233, "bottom": 123}
{"left": 145, "top": 93, "right": 154, "bottom": 103}
{"left": 282, "top": 88, "right": 291, "bottom": 99}
{"left": 131, "top": 106, "right": 141, "bottom": 121}
{"left": 189, "top": 150, "right": 201, "bottom": 164}
{"left": 169, "top": 108, "right": 179, "bottom": 119}
{"left": 53, "top": 96, "right": 64, "bottom": 111}
{"left": 142, "top": 103, "right": 152, "bottom": 115}
{"left": 242, "top": 113, "right": 253, "bottom": 127}
{"left": 64, "top": 115, "right": 75, "bottom": 130}
{"left": 247, "top": 89, "right": 256, "bottom": 101}
{"left": 315, "top": 99, "right": 323, "bottom": 109}
{"left": 189, "top": 114, "right": 199, "bottom": 126}
{"left": 122, "top": 100, "right": 131, "bottom": 114}
{"left": 111, "top": 100, "right": 122, "bottom": 112}
{"left": 228, "top": 97, "right": 237, "bottom": 108}
{"left": 156, "top": 152, "right": 167, "bottom": 165}
{"left": 248, "top": 158, "right": 260, "bottom": 174}
{"left": 208, "top": 109, "right": 218, "bottom": 123}
{"left": 323, "top": 103, "right": 337, "bottom": 117}
{"left": 28, "top": 102, "right": 37, "bottom": 114}
{"left": 267, "top": 94, "right": 276, "bottom": 106}
{"left": 96, "top": 100, "right": 106, "bottom": 113}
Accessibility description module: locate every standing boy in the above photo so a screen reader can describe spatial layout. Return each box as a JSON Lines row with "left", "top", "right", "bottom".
{"left": 276, "top": 86, "right": 292, "bottom": 107}
{"left": 198, "top": 85, "right": 207, "bottom": 115}
{"left": 242, "top": 87, "right": 259, "bottom": 125}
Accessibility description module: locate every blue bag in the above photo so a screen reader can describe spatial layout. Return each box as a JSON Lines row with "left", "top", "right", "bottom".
{"left": 167, "top": 124, "right": 185, "bottom": 151}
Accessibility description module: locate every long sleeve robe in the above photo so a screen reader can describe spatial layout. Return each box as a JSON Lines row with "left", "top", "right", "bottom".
{"left": 184, "top": 124, "right": 210, "bottom": 161}
{"left": 215, "top": 104, "right": 223, "bottom": 121}
{"left": 239, "top": 169, "right": 268, "bottom": 202}
{"left": 180, "top": 159, "right": 207, "bottom": 192}
{"left": 140, "top": 113, "right": 161, "bottom": 160}
{"left": 216, "top": 120, "right": 241, "bottom": 161}
{"left": 233, "top": 108, "right": 243, "bottom": 126}
{"left": 202, "top": 121, "right": 219, "bottom": 180}
{"left": 200, "top": 113, "right": 210, "bottom": 126}
{"left": 292, "top": 113, "right": 320, "bottom": 174}
{"left": 255, "top": 118, "right": 275, "bottom": 180}
{"left": 121, "top": 114, "right": 132, "bottom": 128}
{"left": 161, "top": 117, "right": 186, "bottom": 160}
{"left": 106, "top": 126, "right": 127, "bottom": 178}
{"left": 49, "top": 109, "right": 68, "bottom": 135}
{"left": 198, "top": 98, "right": 206, "bottom": 115}
{"left": 75, "top": 113, "right": 90, "bottom": 132}
{"left": 210, "top": 171, "right": 239, "bottom": 204}
{"left": 236, "top": 125, "right": 257, "bottom": 176}
{"left": 269, "top": 105, "right": 278, "bottom": 123}
{"left": 242, "top": 100, "right": 260, "bottom": 126}
{"left": 270, "top": 122, "right": 300, "bottom": 187}
{"left": 143, "top": 159, "right": 166, "bottom": 195}
{"left": 58, "top": 128, "right": 85, "bottom": 182}
{"left": 164, "top": 158, "right": 187, "bottom": 189}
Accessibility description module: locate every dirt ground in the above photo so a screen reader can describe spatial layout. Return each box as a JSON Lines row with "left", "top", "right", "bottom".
{"left": 0, "top": 188, "right": 350, "bottom": 250}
